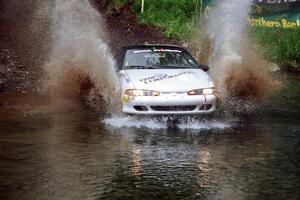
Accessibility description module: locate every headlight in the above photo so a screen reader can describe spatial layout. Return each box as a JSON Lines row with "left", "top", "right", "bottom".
{"left": 187, "top": 88, "right": 215, "bottom": 95}
{"left": 124, "top": 89, "right": 160, "bottom": 96}
{"left": 202, "top": 88, "right": 215, "bottom": 95}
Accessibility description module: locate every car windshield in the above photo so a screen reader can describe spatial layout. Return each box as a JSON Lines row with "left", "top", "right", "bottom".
{"left": 122, "top": 48, "right": 199, "bottom": 69}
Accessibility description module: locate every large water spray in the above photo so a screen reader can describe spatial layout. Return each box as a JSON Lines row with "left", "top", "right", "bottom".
{"left": 45, "top": 0, "right": 121, "bottom": 113}
{"left": 206, "top": 0, "right": 273, "bottom": 102}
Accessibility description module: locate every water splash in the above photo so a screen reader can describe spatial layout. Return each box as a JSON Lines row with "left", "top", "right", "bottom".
{"left": 45, "top": 0, "right": 121, "bottom": 113}
{"left": 104, "top": 115, "right": 232, "bottom": 130}
{"left": 206, "top": 0, "right": 273, "bottom": 104}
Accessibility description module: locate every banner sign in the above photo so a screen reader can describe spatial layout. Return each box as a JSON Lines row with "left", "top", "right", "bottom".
{"left": 202, "top": 0, "right": 300, "bottom": 28}
{"left": 250, "top": 0, "right": 300, "bottom": 28}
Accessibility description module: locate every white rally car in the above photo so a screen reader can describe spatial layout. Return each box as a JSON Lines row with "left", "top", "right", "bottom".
{"left": 115, "top": 44, "right": 217, "bottom": 115}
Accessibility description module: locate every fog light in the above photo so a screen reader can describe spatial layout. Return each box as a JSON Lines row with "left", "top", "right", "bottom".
{"left": 199, "top": 104, "right": 212, "bottom": 110}
{"left": 134, "top": 106, "right": 148, "bottom": 111}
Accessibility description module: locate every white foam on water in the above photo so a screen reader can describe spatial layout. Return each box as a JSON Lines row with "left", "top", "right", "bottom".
{"left": 103, "top": 115, "right": 167, "bottom": 129}
{"left": 103, "top": 115, "right": 232, "bottom": 130}
{"left": 176, "top": 119, "right": 232, "bottom": 130}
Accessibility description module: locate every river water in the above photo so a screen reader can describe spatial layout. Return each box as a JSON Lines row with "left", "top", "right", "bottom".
{"left": 0, "top": 76, "right": 299, "bottom": 200}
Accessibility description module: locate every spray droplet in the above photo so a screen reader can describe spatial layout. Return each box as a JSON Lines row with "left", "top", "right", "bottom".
{"left": 205, "top": 0, "right": 275, "bottom": 112}
{"left": 45, "top": 0, "right": 121, "bottom": 114}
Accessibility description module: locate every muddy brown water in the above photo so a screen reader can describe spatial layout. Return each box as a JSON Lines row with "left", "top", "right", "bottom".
{"left": 0, "top": 77, "right": 299, "bottom": 200}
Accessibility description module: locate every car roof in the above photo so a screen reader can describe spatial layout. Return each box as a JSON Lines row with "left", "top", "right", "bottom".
{"left": 120, "top": 44, "right": 185, "bottom": 51}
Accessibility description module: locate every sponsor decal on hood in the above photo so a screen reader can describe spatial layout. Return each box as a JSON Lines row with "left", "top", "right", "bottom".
{"left": 139, "top": 71, "right": 195, "bottom": 84}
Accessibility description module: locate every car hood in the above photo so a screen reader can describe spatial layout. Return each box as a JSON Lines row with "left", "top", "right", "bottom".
{"left": 124, "top": 69, "right": 214, "bottom": 92}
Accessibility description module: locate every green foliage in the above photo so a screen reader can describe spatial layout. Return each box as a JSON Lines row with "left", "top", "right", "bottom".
{"left": 111, "top": 0, "right": 127, "bottom": 8}
{"left": 251, "top": 27, "right": 300, "bottom": 71}
{"left": 132, "top": 0, "right": 201, "bottom": 40}
{"left": 100, "top": 0, "right": 128, "bottom": 13}
{"left": 107, "top": 1, "right": 299, "bottom": 72}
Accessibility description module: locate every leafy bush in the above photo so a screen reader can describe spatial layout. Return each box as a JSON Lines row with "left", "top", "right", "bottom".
{"left": 106, "top": 1, "right": 300, "bottom": 71}
{"left": 251, "top": 27, "right": 300, "bottom": 71}
{"left": 105, "top": 0, "right": 127, "bottom": 7}
{"left": 96, "top": 0, "right": 128, "bottom": 13}
{"left": 132, "top": 0, "right": 201, "bottom": 40}
{"left": 112, "top": 0, "right": 127, "bottom": 7}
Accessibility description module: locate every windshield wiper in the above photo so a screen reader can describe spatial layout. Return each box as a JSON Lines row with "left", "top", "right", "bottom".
{"left": 125, "top": 65, "right": 158, "bottom": 69}
{"left": 159, "top": 65, "right": 190, "bottom": 69}
{"left": 146, "top": 65, "right": 159, "bottom": 69}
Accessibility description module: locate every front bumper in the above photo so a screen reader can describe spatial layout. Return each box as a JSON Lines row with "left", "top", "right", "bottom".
{"left": 122, "top": 93, "right": 217, "bottom": 115}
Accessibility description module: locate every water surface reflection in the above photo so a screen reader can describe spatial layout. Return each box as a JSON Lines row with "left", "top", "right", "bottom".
{"left": 0, "top": 79, "right": 300, "bottom": 199}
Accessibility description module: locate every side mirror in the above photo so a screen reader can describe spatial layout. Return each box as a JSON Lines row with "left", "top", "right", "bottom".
{"left": 200, "top": 64, "right": 209, "bottom": 72}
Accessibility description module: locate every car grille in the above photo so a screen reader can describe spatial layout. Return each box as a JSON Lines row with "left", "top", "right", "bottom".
{"left": 151, "top": 105, "right": 197, "bottom": 111}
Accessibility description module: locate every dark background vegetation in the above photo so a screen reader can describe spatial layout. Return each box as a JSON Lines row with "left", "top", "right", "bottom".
{"left": 98, "top": 0, "right": 299, "bottom": 71}
{"left": 1, "top": 0, "right": 299, "bottom": 94}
